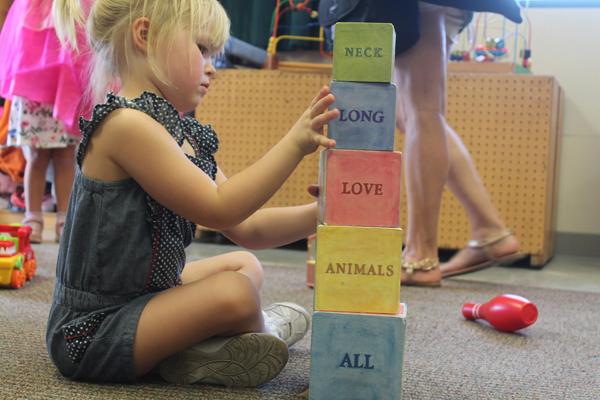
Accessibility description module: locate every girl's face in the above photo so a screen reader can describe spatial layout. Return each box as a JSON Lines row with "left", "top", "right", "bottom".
{"left": 155, "top": 29, "right": 216, "bottom": 113}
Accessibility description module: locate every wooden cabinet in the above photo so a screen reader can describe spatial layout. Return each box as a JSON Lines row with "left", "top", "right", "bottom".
{"left": 196, "top": 70, "right": 561, "bottom": 266}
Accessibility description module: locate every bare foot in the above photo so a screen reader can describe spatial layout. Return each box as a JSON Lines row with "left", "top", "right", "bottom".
{"left": 441, "top": 232, "right": 521, "bottom": 278}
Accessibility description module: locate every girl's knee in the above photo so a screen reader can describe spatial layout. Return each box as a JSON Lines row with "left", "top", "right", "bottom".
{"left": 231, "top": 251, "right": 261, "bottom": 268}
{"left": 232, "top": 251, "right": 264, "bottom": 285}
{"left": 214, "top": 271, "right": 261, "bottom": 321}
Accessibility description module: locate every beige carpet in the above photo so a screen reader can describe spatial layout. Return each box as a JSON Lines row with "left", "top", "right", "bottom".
{"left": 1, "top": 243, "right": 599, "bottom": 399}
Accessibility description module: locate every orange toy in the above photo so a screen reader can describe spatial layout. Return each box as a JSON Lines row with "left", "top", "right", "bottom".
{"left": 0, "top": 224, "right": 36, "bottom": 289}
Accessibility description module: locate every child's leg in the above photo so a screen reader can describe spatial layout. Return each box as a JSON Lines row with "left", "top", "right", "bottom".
{"left": 181, "top": 250, "right": 264, "bottom": 289}
{"left": 135, "top": 251, "right": 309, "bottom": 386}
{"left": 181, "top": 251, "right": 310, "bottom": 348}
{"left": 50, "top": 145, "right": 76, "bottom": 212}
{"left": 23, "top": 146, "right": 51, "bottom": 242}
{"left": 134, "top": 269, "right": 265, "bottom": 377}
{"left": 24, "top": 146, "right": 51, "bottom": 212}
{"left": 49, "top": 145, "right": 76, "bottom": 241}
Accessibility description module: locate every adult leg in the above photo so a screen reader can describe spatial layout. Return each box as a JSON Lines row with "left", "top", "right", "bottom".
{"left": 394, "top": 6, "right": 448, "bottom": 285}
{"left": 440, "top": 35, "right": 521, "bottom": 277}
{"left": 23, "top": 146, "right": 51, "bottom": 242}
{"left": 441, "top": 122, "right": 520, "bottom": 276}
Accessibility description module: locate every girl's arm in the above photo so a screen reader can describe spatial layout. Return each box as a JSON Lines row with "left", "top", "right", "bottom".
{"left": 224, "top": 204, "right": 317, "bottom": 250}
{"left": 0, "top": 0, "right": 13, "bottom": 32}
{"left": 99, "top": 87, "right": 338, "bottom": 231}
{"left": 216, "top": 169, "right": 318, "bottom": 249}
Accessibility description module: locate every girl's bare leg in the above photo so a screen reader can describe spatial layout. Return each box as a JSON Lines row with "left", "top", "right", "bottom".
{"left": 50, "top": 145, "right": 76, "bottom": 212}
{"left": 23, "top": 146, "right": 51, "bottom": 241}
{"left": 181, "top": 250, "right": 264, "bottom": 288}
{"left": 24, "top": 146, "right": 51, "bottom": 213}
{"left": 133, "top": 251, "right": 266, "bottom": 376}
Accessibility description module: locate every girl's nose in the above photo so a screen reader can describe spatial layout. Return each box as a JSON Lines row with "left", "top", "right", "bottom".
{"left": 205, "top": 58, "right": 216, "bottom": 76}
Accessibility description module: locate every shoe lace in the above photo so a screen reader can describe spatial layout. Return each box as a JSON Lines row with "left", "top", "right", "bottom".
{"left": 265, "top": 310, "right": 292, "bottom": 340}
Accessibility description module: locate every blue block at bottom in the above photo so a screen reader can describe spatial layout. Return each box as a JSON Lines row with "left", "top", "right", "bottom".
{"left": 309, "top": 305, "right": 407, "bottom": 400}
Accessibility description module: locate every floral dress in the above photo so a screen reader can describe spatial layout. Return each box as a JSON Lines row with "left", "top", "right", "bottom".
{"left": 7, "top": 96, "right": 80, "bottom": 148}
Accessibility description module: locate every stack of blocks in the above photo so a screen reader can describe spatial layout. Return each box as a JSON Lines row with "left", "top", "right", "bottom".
{"left": 309, "top": 23, "right": 407, "bottom": 400}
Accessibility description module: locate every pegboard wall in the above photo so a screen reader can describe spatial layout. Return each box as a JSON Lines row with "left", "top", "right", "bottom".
{"left": 196, "top": 70, "right": 561, "bottom": 266}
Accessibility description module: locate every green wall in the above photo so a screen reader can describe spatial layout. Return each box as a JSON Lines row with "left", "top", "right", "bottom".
{"left": 219, "top": 0, "right": 320, "bottom": 50}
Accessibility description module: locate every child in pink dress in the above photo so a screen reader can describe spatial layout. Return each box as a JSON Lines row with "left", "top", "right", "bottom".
{"left": 0, "top": 0, "right": 91, "bottom": 242}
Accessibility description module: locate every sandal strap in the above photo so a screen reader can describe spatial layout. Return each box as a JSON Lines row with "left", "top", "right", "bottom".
{"left": 401, "top": 258, "right": 439, "bottom": 275}
{"left": 467, "top": 229, "right": 514, "bottom": 260}
{"left": 23, "top": 212, "right": 44, "bottom": 227}
{"left": 468, "top": 229, "right": 514, "bottom": 249}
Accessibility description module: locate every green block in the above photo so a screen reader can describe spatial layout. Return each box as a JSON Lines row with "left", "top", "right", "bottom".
{"left": 333, "top": 22, "right": 396, "bottom": 83}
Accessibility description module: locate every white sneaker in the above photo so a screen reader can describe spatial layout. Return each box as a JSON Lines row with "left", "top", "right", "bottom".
{"left": 159, "top": 333, "right": 288, "bottom": 387}
{"left": 263, "top": 302, "right": 311, "bottom": 348}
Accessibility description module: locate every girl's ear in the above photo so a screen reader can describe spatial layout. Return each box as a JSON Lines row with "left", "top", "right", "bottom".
{"left": 131, "top": 17, "right": 150, "bottom": 53}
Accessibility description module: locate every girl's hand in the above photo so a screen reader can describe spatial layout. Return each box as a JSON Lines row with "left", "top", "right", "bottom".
{"left": 288, "top": 86, "right": 339, "bottom": 155}
{"left": 307, "top": 184, "right": 319, "bottom": 198}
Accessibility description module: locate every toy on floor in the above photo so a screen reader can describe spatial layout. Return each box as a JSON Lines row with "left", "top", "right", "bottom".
{"left": 0, "top": 224, "right": 36, "bottom": 289}
{"left": 462, "top": 293, "right": 538, "bottom": 332}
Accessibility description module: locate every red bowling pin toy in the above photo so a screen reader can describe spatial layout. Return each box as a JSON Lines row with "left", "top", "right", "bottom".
{"left": 462, "top": 294, "right": 538, "bottom": 332}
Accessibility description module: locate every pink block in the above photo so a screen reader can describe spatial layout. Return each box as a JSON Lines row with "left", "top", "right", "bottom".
{"left": 306, "top": 234, "right": 316, "bottom": 288}
{"left": 319, "top": 149, "right": 402, "bottom": 227}
{"left": 306, "top": 261, "right": 315, "bottom": 288}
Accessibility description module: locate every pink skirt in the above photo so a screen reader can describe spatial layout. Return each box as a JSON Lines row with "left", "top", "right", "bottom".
{"left": 0, "top": 0, "right": 92, "bottom": 135}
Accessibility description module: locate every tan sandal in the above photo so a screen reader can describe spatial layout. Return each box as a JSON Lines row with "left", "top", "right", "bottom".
{"left": 442, "top": 229, "right": 525, "bottom": 278}
{"left": 23, "top": 212, "right": 43, "bottom": 244}
{"left": 401, "top": 258, "right": 441, "bottom": 287}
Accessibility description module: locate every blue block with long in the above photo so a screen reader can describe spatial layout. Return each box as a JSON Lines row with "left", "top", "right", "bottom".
{"left": 309, "top": 305, "right": 407, "bottom": 400}
{"left": 328, "top": 81, "right": 397, "bottom": 151}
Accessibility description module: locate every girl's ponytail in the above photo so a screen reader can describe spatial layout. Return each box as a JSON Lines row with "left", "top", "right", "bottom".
{"left": 52, "top": 0, "right": 84, "bottom": 50}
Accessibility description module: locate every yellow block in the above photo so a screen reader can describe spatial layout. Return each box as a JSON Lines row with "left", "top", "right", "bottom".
{"left": 315, "top": 225, "right": 402, "bottom": 314}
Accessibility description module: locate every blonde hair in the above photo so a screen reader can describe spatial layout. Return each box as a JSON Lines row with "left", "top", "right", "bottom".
{"left": 53, "top": 0, "right": 230, "bottom": 102}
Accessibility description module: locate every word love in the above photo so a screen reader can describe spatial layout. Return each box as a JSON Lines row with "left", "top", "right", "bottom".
{"left": 344, "top": 47, "right": 383, "bottom": 58}
{"left": 338, "top": 109, "right": 385, "bottom": 123}
{"left": 339, "top": 353, "right": 375, "bottom": 369}
{"left": 341, "top": 182, "right": 384, "bottom": 196}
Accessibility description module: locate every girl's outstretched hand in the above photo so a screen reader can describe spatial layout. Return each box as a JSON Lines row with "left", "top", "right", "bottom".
{"left": 288, "top": 86, "right": 339, "bottom": 155}
{"left": 307, "top": 184, "right": 319, "bottom": 198}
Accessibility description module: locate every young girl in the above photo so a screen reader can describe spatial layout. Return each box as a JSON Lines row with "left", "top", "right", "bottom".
{"left": 47, "top": 0, "right": 338, "bottom": 387}
{"left": 0, "top": 0, "right": 91, "bottom": 242}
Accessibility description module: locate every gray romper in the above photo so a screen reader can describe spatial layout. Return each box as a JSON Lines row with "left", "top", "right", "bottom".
{"left": 45, "top": 92, "right": 219, "bottom": 382}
